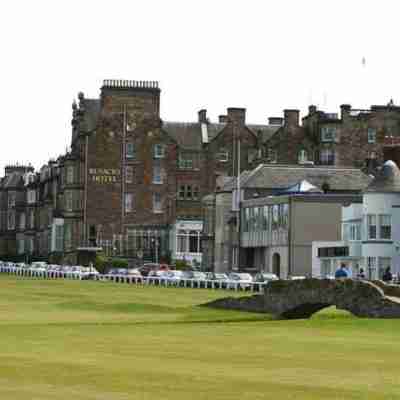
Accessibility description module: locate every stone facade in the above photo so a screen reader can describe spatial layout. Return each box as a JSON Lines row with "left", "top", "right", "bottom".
{"left": 0, "top": 80, "right": 277, "bottom": 265}
{"left": 260, "top": 103, "right": 400, "bottom": 171}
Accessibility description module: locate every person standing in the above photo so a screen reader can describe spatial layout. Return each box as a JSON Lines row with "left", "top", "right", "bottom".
{"left": 357, "top": 267, "right": 366, "bottom": 279}
{"left": 382, "top": 267, "right": 393, "bottom": 282}
{"left": 335, "top": 263, "right": 349, "bottom": 279}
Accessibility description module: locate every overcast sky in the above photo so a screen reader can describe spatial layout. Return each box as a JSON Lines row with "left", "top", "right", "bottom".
{"left": 1, "top": 0, "right": 399, "bottom": 173}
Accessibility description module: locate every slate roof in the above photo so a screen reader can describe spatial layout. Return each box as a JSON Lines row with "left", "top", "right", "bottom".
{"left": 1, "top": 172, "right": 23, "bottom": 188}
{"left": 221, "top": 164, "right": 372, "bottom": 192}
{"left": 247, "top": 124, "right": 280, "bottom": 142}
{"left": 365, "top": 160, "right": 400, "bottom": 193}
{"left": 163, "top": 122, "right": 278, "bottom": 150}
{"left": 163, "top": 122, "right": 204, "bottom": 150}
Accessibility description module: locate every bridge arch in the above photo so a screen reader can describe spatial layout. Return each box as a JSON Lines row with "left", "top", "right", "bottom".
{"left": 206, "top": 279, "right": 400, "bottom": 319}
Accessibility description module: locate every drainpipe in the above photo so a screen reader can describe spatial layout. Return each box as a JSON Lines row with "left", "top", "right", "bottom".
{"left": 83, "top": 133, "right": 89, "bottom": 246}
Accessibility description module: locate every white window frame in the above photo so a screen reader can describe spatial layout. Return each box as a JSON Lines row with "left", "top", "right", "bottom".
{"left": 367, "top": 215, "right": 377, "bottom": 240}
{"left": 367, "top": 256, "right": 377, "bottom": 280}
{"left": 66, "top": 166, "right": 74, "bottom": 184}
{"left": 125, "top": 193, "right": 134, "bottom": 213}
{"left": 27, "top": 190, "right": 36, "bottom": 204}
{"left": 125, "top": 166, "right": 134, "bottom": 184}
{"left": 126, "top": 142, "right": 136, "bottom": 159}
{"left": 321, "top": 126, "right": 337, "bottom": 142}
{"left": 368, "top": 128, "right": 377, "bottom": 144}
{"left": 55, "top": 225, "right": 64, "bottom": 252}
{"left": 65, "top": 191, "right": 73, "bottom": 211}
{"left": 8, "top": 191, "right": 16, "bottom": 208}
{"left": 17, "top": 239, "right": 25, "bottom": 255}
{"left": 7, "top": 211, "right": 15, "bottom": 230}
{"left": 154, "top": 144, "right": 165, "bottom": 159}
{"left": 298, "top": 149, "right": 308, "bottom": 164}
{"left": 179, "top": 155, "right": 193, "bottom": 169}
{"left": 379, "top": 214, "right": 391, "bottom": 240}
{"left": 153, "top": 166, "right": 163, "bottom": 184}
{"left": 20, "top": 212, "right": 26, "bottom": 230}
{"left": 153, "top": 193, "right": 163, "bottom": 213}
{"left": 320, "top": 149, "right": 335, "bottom": 165}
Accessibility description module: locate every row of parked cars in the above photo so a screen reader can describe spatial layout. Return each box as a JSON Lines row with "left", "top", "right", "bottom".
{"left": 0, "top": 260, "right": 284, "bottom": 290}
{"left": 0, "top": 261, "right": 100, "bottom": 279}
{"left": 106, "top": 266, "right": 280, "bottom": 289}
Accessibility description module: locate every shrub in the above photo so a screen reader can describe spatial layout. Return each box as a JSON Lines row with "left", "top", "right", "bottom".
{"left": 174, "top": 259, "right": 191, "bottom": 271}
{"left": 94, "top": 253, "right": 108, "bottom": 274}
{"left": 110, "top": 258, "right": 129, "bottom": 269}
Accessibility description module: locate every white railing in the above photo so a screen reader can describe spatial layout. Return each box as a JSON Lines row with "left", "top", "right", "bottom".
{"left": 0, "top": 265, "right": 268, "bottom": 293}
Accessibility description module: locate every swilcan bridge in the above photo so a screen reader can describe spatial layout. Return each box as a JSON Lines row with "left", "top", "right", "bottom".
{"left": 205, "top": 278, "right": 400, "bottom": 319}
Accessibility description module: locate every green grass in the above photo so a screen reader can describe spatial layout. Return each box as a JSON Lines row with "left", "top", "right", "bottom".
{"left": 0, "top": 276, "right": 399, "bottom": 399}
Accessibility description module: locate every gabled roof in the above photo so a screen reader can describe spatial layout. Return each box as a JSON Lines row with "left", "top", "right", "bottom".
{"left": 162, "top": 122, "right": 277, "bottom": 151}
{"left": 247, "top": 124, "right": 280, "bottom": 142}
{"left": 365, "top": 160, "right": 400, "bottom": 193}
{"left": 2, "top": 172, "right": 24, "bottom": 189}
{"left": 163, "top": 122, "right": 203, "bottom": 151}
{"left": 221, "top": 164, "right": 371, "bottom": 192}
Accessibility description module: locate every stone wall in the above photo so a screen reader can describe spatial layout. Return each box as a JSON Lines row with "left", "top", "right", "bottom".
{"left": 205, "top": 279, "right": 400, "bottom": 319}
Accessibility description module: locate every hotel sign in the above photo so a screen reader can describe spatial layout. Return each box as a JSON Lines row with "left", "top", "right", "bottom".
{"left": 89, "top": 168, "right": 121, "bottom": 183}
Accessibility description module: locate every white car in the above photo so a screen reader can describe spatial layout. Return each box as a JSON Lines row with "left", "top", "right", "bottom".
{"left": 227, "top": 273, "right": 254, "bottom": 290}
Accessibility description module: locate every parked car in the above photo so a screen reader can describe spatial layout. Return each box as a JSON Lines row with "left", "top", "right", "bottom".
{"left": 253, "top": 273, "right": 279, "bottom": 283}
{"left": 289, "top": 275, "right": 306, "bottom": 280}
{"left": 205, "top": 272, "right": 229, "bottom": 288}
{"left": 227, "top": 273, "right": 253, "bottom": 290}
{"left": 165, "top": 270, "right": 184, "bottom": 285}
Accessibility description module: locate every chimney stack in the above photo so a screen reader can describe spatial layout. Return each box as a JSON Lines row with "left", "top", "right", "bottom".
{"left": 218, "top": 115, "right": 228, "bottom": 124}
{"left": 227, "top": 108, "right": 246, "bottom": 125}
{"left": 284, "top": 109, "right": 300, "bottom": 127}
{"left": 308, "top": 105, "right": 317, "bottom": 115}
{"left": 198, "top": 109, "right": 207, "bottom": 123}
{"left": 340, "top": 104, "right": 351, "bottom": 120}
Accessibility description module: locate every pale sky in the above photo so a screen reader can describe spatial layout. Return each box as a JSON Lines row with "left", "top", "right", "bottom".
{"left": 1, "top": 0, "right": 400, "bottom": 174}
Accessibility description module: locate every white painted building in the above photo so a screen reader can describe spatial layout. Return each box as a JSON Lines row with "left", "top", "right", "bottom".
{"left": 170, "top": 220, "right": 203, "bottom": 267}
{"left": 313, "top": 161, "right": 400, "bottom": 279}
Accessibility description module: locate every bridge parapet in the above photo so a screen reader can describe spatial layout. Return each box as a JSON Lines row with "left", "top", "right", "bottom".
{"left": 205, "top": 279, "right": 400, "bottom": 319}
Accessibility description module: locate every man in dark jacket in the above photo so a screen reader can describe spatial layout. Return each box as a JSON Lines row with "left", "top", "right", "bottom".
{"left": 382, "top": 267, "right": 393, "bottom": 282}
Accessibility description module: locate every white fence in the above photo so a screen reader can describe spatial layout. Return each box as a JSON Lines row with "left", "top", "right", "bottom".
{"left": 0, "top": 265, "right": 268, "bottom": 293}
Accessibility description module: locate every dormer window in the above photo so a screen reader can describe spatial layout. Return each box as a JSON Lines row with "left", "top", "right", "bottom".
{"left": 321, "top": 126, "right": 337, "bottom": 142}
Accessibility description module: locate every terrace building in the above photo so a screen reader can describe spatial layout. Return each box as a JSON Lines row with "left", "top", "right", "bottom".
{"left": 259, "top": 102, "right": 400, "bottom": 172}
{"left": 0, "top": 80, "right": 278, "bottom": 266}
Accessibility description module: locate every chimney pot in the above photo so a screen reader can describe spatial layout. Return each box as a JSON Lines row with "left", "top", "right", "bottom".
{"left": 198, "top": 109, "right": 207, "bottom": 123}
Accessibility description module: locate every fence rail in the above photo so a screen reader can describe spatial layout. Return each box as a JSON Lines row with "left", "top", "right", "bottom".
{"left": 0, "top": 266, "right": 268, "bottom": 293}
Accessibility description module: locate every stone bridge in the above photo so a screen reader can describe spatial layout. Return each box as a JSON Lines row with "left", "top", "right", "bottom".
{"left": 205, "top": 279, "right": 400, "bottom": 319}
